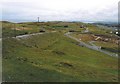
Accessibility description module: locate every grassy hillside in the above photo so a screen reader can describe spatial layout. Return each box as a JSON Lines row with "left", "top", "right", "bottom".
{"left": 3, "top": 32, "right": 118, "bottom": 82}
{"left": 2, "top": 21, "right": 86, "bottom": 38}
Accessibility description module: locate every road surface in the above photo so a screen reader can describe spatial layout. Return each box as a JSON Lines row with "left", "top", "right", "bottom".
{"left": 14, "top": 33, "right": 44, "bottom": 39}
{"left": 64, "top": 32, "right": 118, "bottom": 57}
{"left": 2, "top": 31, "right": 118, "bottom": 57}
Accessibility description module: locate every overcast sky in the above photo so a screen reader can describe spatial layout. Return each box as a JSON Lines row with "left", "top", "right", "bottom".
{"left": 1, "top": 0, "right": 119, "bottom": 22}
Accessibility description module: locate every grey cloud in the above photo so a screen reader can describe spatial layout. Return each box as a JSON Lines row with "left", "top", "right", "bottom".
{"left": 2, "top": 1, "right": 118, "bottom": 22}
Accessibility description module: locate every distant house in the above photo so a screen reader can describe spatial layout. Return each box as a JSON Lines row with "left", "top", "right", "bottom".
{"left": 116, "top": 32, "right": 118, "bottom": 34}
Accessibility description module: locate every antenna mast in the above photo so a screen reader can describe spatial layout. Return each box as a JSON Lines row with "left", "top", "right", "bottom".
{"left": 38, "top": 17, "right": 39, "bottom": 22}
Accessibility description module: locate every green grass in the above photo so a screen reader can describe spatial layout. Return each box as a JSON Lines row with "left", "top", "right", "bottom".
{"left": 70, "top": 28, "right": 119, "bottom": 54}
{"left": 3, "top": 32, "right": 118, "bottom": 82}
{"left": 94, "top": 41, "right": 118, "bottom": 54}
{"left": 2, "top": 22, "right": 41, "bottom": 37}
{"left": 2, "top": 21, "right": 86, "bottom": 38}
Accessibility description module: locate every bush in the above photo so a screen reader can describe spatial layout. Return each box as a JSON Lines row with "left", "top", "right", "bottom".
{"left": 64, "top": 25, "right": 68, "bottom": 27}
{"left": 52, "top": 51, "right": 65, "bottom": 56}
{"left": 59, "top": 62, "right": 73, "bottom": 67}
{"left": 101, "top": 47, "right": 106, "bottom": 49}
{"left": 24, "top": 32, "right": 28, "bottom": 34}
{"left": 39, "top": 30, "right": 45, "bottom": 32}
{"left": 69, "top": 30, "right": 75, "bottom": 32}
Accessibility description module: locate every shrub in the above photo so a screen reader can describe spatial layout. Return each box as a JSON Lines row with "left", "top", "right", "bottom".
{"left": 24, "top": 32, "right": 28, "bottom": 34}
{"left": 64, "top": 25, "right": 68, "bottom": 27}
{"left": 39, "top": 30, "right": 45, "bottom": 32}
{"left": 101, "top": 47, "right": 105, "bottom": 49}
{"left": 59, "top": 62, "right": 73, "bottom": 68}
{"left": 69, "top": 30, "right": 75, "bottom": 32}
{"left": 52, "top": 51, "right": 65, "bottom": 56}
